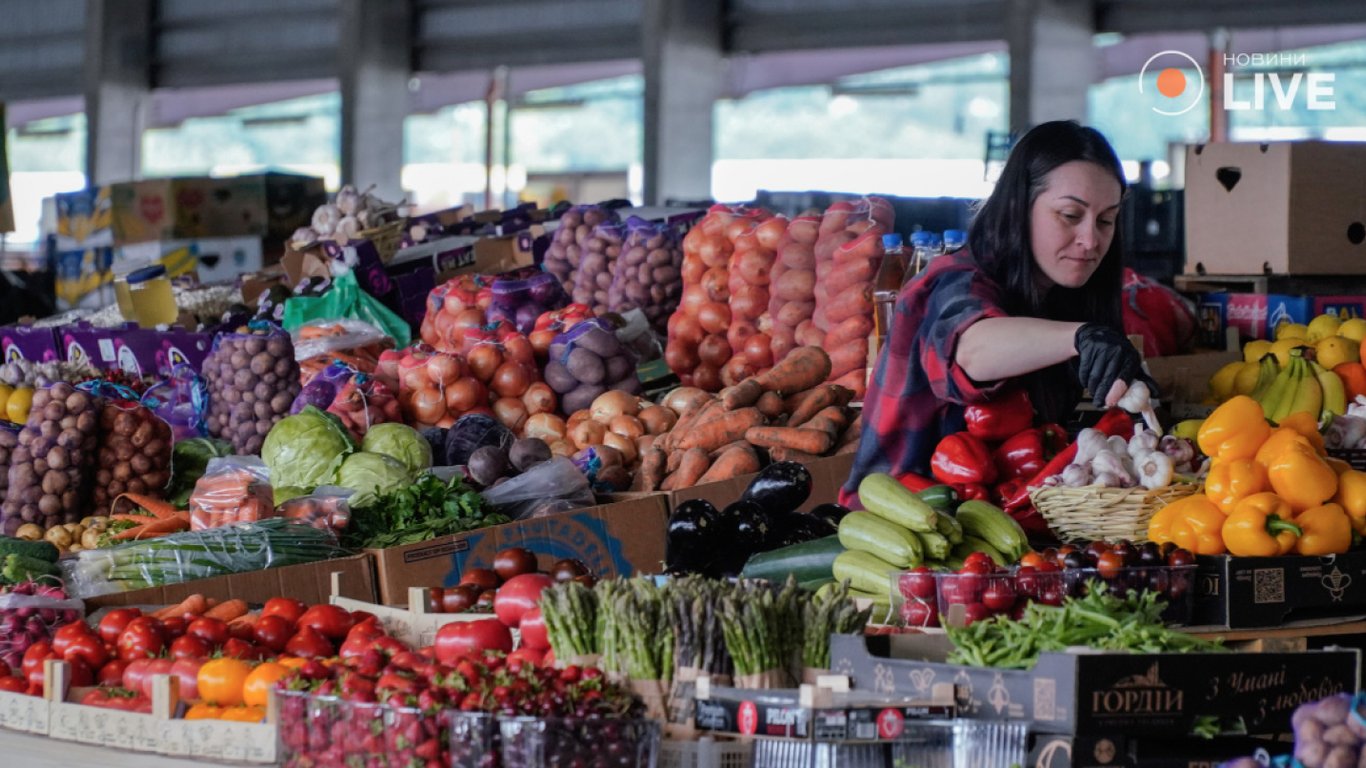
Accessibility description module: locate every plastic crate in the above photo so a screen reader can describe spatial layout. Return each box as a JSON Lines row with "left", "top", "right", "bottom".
{"left": 276, "top": 688, "right": 467, "bottom": 768}
{"left": 497, "top": 716, "right": 661, "bottom": 768}
{"left": 954, "top": 720, "right": 1029, "bottom": 768}
{"left": 660, "top": 738, "right": 754, "bottom": 768}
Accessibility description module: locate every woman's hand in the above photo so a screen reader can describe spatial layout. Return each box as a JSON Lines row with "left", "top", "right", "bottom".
{"left": 1074, "top": 324, "right": 1156, "bottom": 407}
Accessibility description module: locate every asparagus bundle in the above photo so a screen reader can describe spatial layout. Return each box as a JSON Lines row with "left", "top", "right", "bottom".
{"left": 719, "top": 577, "right": 803, "bottom": 686}
{"left": 539, "top": 581, "right": 600, "bottom": 661}
{"left": 802, "top": 580, "right": 873, "bottom": 671}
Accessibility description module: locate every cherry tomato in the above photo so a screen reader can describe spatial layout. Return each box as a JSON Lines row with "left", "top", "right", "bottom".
{"left": 253, "top": 615, "right": 295, "bottom": 653}
{"left": 262, "top": 598, "right": 308, "bottom": 624}
{"left": 169, "top": 634, "right": 212, "bottom": 660}
{"left": 981, "top": 580, "right": 1016, "bottom": 613}
{"left": 296, "top": 605, "right": 354, "bottom": 641}
{"left": 1096, "top": 550, "right": 1126, "bottom": 581}
{"left": 118, "top": 619, "right": 166, "bottom": 661}
{"left": 221, "top": 638, "right": 262, "bottom": 660}
{"left": 900, "top": 599, "right": 939, "bottom": 628}
{"left": 492, "top": 548, "right": 538, "bottom": 581}
{"left": 459, "top": 568, "right": 500, "bottom": 591}
{"left": 160, "top": 616, "right": 188, "bottom": 640}
{"left": 433, "top": 619, "right": 512, "bottom": 664}
{"left": 96, "top": 608, "right": 143, "bottom": 646}
{"left": 187, "top": 617, "right": 230, "bottom": 648}
{"left": 1167, "top": 547, "right": 1196, "bottom": 568}
{"left": 962, "top": 552, "right": 996, "bottom": 572}
{"left": 493, "top": 573, "right": 554, "bottom": 629}
{"left": 1017, "top": 552, "right": 1048, "bottom": 570}
{"left": 962, "top": 603, "right": 992, "bottom": 625}
{"left": 1014, "top": 566, "right": 1039, "bottom": 598}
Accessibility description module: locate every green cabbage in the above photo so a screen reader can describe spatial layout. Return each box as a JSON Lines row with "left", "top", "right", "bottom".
{"left": 336, "top": 451, "right": 412, "bottom": 505}
{"left": 273, "top": 486, "right": 308, "bottom": 506}
{"left": 361, "top": 423, "right": 433, "bottom": 476}
{"left": 261, "top": 406, "right": 357, "bottom": 490}
{"left": 167, "top": 437, "right": 234, "bottom": 507}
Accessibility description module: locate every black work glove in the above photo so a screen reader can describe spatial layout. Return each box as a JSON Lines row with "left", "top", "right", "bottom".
{"left": 1074, "top": 323, "right": 1157, "bottom": 407}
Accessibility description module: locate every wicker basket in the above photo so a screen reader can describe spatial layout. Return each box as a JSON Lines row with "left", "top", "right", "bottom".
{"left": 358, "top": 219, "right": 406, "bottom": 264}
{"left": 1030, "top": 482, "right": 1201, "bottom": 543}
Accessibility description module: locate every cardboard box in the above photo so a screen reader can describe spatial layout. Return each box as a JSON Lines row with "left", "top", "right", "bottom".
{"left": 1185, "top": 141, "right": 1366, "bottom": 276}
{"left": 663, "top": 453, "right": 855, "bottom": 515}
{"left": 828, "top": 633, "right": 1359, "bottom": 736}
{"left": 239, "top": 263, "right": 288, "bottom": 308}
{"left": 57, "top": 323, "right": 213, "bottom": 379}
{"left": 1143, "top": 347, "right": 1239, "bottom": 416}
{"left": 1027, "top": 733, "right": 1278, "bottom": 768}
{"left": 83, "top": 553, "right": 376, "bottom": 610}
{"left": 0, "top": 324, "right": 60, "bottom": 364}
{"left": 1313, "top": 295, "right": 1366, "bottom": 320}
{"left": 1199, "top": 292, "right": 1313, "bottom": 341}
{"left": 53, "top": 187, "right": 112, "bottom": 244}
{"left": 117, "top": 236, "right": 265, "bottom": 285}
{"left": 366, "top": 494, "right": 668, "bottom": 605}
{"left": 110, "top": 173, "right": 324, "bottom": 249}
{"left": 1193, "top": 550, "right": 1366, "bottom": 628}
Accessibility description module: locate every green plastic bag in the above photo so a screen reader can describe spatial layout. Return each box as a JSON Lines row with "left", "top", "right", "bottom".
{"left": 283, "top": 271, "right": 412, "bottom": 347}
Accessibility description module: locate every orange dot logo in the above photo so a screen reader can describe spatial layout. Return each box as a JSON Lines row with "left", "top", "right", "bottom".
{"left": 1156, "top": 68, "right": 1186, "bottom": 98}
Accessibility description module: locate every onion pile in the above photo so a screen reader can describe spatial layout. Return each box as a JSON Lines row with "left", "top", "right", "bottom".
{"left": 723, "top": 213, "right": 786, "bottom": 386}
{"left": 767, "top": 213, "right": 820, "bottom": 365}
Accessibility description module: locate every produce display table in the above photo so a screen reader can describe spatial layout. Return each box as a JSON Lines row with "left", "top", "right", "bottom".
{"left": 0, "top": 727, "right": 236, "bottom": 768}
{"left": 1186, "top": 617, "right": 1366, "bottom": 643}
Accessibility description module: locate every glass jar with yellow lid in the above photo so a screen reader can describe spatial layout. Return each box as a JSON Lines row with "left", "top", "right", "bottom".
{"left": 126, "top": 265, "right": 179, "bottom": 328}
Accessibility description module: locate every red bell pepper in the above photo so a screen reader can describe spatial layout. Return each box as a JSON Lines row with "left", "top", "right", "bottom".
{"left": 954, "top": 483, "right": 992, "bottom": 502}
{"left": 1001, "top": 409, "right": 1135, "bottom": 511}
{"left": 931, "top": 433, "right": 997, "bottom": 486}
{"left": 963, "top": 389, "right": 1034, "bottom": 443}
{"left": 994, "top": 424, "right": 1070, "bottom": 481}
{"left": 896, "top": 472, "right": 936, "bottom": 493}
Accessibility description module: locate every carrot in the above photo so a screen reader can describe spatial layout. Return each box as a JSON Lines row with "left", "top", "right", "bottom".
{"left": 666, "top": 449, "right": 686, "bottom": 475}
{"left": 675, "top": 408, "right": 765, "bottom": 453}
{"left": 839, "top": 413, "right": 863, "bottom": 448}
{"left": 638, "top": 447, "right": 667, "bottom": 492}
{"left": 154, "top": 594, "right": 208, "bottom": 620}
{"left": 709, "top": 440, "right": 751, "bottom": 460}
{"left": 756, "top": 390, "right": 786, "bottom": 420}
{"left": 827, "top": 340, "right": 869, "bottom": 380}
{"left": 767, "top": 446, "right": 824, "bottom": 465}
{"left": 802, "top": 405, "right": 849, "bottom": 440}
{"left": 720, "top": 378, "right": 764, "bottom": 410}
{"left": 744, "top": 426, "right": 835, "bottom": 455}
{"left": 837, "top": 438, "right": 860, "bottom": 455}
{"left": 754, "top": 346, "right": 832, "bottom": 395}
{"left": 830, "top": 369, "right": 867, "bottom": 398}
{"left": 111, "top": 493, "right": 181, "bottom": 520}
{"left": 659, "top": 398, "right": 720, "bottom": 453}
{"left": 228, "top": 613, "right": 260, "bottom": 633}
{"left": 697, "top": 444, "right": 761, "bottom": 483}
{"left": 203, "top": 599, "right": 249, "bottom": 622}
{"left": 662, "top": 448, "right": 711, "bottom": 491}
{"left": 114, "top": 513, "right": 191, "bottom": 541}
{"left": 786, "top": 384, "right": 853, "bottom": 428}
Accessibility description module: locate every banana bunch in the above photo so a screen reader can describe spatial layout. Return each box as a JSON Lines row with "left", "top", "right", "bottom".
{"left": 1247, "top": 348, "right": 1347, "bottom": 422}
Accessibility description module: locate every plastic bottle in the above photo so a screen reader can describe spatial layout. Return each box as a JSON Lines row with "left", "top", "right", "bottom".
{"left": 907, "top": 231, "right": 938, "bottom": 282}
{"left": 943, "top": 229, "right": 967, "bottom": 255}
{"left": 873, "top": 234, "right": 906, "bottom": 356}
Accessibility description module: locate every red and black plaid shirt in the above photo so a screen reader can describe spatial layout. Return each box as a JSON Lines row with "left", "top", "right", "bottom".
{"left": 841, "top": 249, "right": 1010, "bottom": 505}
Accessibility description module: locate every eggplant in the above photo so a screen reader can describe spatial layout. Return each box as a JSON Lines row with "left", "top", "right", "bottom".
{"left": 740, "top": 461, "right": 813, "bottom": 515}
{"left": 665, "top": 499, "right": 720, "bottom": 575}
{"left": 809, "top": 503, "right": 851, "bottom": 528}
{"left": 715, "top": 499, "right": 771, "bottom": 576}
{"left": 767, "top": 512, "right": 838, "bottom": 549}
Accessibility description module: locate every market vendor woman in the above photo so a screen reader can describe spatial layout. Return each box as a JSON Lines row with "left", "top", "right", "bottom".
{"left": 842, "top": 120, "right": 1154, "bottom": 514}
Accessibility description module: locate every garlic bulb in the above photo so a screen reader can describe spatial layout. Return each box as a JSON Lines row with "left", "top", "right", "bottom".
{"left": 311, "top": 204, "right": 342, "bottom": 237}
{"left": 335, "top": 184, "right": 361, "bottom": 216}
{"left": 334, "top": 216, "right": 362, "bottom": 243}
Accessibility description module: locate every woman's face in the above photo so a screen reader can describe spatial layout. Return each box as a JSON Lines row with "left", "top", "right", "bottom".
{"left": 1029, "top": 161, "right": 1123, "bottom": 289}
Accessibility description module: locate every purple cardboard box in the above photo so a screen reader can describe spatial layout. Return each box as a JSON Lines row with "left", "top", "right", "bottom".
{"left": 391, "top": 268, "right": 436, "bottom": 330}
{"left": 60, "top": 325, "right": 211, "bottom": 378}
{"left": 0, "top": 326, "right": 61, "bottom": 364}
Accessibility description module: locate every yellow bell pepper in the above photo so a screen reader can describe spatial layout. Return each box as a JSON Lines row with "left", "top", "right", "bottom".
{"left": 1223, "top": 493, "right": 1301, "bottom": 557}
{"left": 1254, "top": 427, "right": 1313, "bottom": 469}
{"left": 1197, "top": 396, "right": 1272, "bottom": 462}
{"left": 1149, "top": 494, "right": 1227, "bottom": 555}
{"left": 1294, "top": 503, "right": 1353, "bottom": 556}
{"left": 1276, "top": 411, "right": 1326, "bottom": 456}
{"left": 1333, "top": 469, "right": 1366, "bottom": 535}
{"left": 1204, "top": 458, "right": 1267, "bottom": 515}
{"left": 1267, "top": 443, "right": 1338, "bottom": 513}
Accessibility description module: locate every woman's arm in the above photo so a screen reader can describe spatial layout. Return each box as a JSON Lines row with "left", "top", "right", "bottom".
{"left": 955, "top": 317, "right": 1085, "bottom": 383}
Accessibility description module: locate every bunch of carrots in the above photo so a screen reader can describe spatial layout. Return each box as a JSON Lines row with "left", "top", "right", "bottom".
{"left": 297, "top": 322, "right": 394, "bottom": 384}
{"left": 151, "top": 593, "right": 251, "bottom": 624}
{"left": 109, "top": 494, "right": 191, "bottom": 542}
{"left": 640, "top": 346, "right": 861, "bottom": 491}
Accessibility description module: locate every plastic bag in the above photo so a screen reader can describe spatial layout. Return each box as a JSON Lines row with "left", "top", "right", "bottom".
{"left": 487, "top": 271, "right": 569, "bottom": 335}
{"left": 277, "top": 486, "right": 352, "bottom": 531}
{"left": 188, "top": 456, "right": 276, "bottom": 531}
{"left": 292, "top": 361, "right": 400, "bottom": 440}
{"left": 61, "top": 517, "right": 348, "bottom": 598}
{"left": 419, "top": 273, "right": 494, "bottom": 353}
{"left": 292, "top": 318, "right": 396, "bottom": 383}
{"left": 201, "top": 322, "right": 302, "bottom": 455}
{"left": 724, "top": 212, "right": 785, "bottom": 385}
{"left": 812, "top": 197, "right": 894, "bottom": 398}
{"left": 0, "top": 582, "right": 85, "bottom": 671}
{"left": 144, "top": 363, "right": 209, "bottom": 442}
{"left": 84, "top": 380, "right": 173, "bottom": 513}
{"left": 608, "top": 218, "right": 683, "bottom": 333}
{"left": 546, "top": 318, "right": 640, "bottom": 415}
{"left": 767, "top": 213, "right": 820, "bottom": 367}
{"left": 479, "top": 456, "right": 594, "bottom": 520}
{"left": 543, "top": 205, "right": 619, "bottom": 309}
{"left": 283, "top": 270, "right": 412, "bottom": 348}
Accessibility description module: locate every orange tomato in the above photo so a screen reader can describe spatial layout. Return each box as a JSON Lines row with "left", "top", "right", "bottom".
{"left": 276, "top": 656, "right": 307, "bottom": 670}
{"left": 243, "top": 662, "right": 290, "bottom": 707}
{"left": 185, "top": 703, "right": 223, "bottom": 720}
{"left": 198, "top": 658, "right": 252, "bottom": 707}
{"left": 1336, "top": 362, "right": 1366, "bottom": 401}
{"left": 1018, "top": 552, "right": 1048, "bottom": 569}
{"left": 218, "top": 705, "right": 267, "bottom": 723}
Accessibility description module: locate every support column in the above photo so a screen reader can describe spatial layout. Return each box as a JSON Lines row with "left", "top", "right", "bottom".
{"left": 84, "top": 0, "right": 152, "bottom": 185}
{"left": 1008, "top": 0, "right": 1096, "bottom": 131}
{"left": 339, "top": 0, "right": 411, "bottom": 201}
{"left": 642, "top": 0, "right": 725, "bottom": 205}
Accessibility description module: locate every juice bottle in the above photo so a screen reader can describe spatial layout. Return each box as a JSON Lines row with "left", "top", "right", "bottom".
{"left": 873, "top": 234, "right": 907, "bottom": 358}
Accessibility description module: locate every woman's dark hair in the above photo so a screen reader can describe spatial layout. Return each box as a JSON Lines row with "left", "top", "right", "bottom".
{"left": 968, "top": 121, "right": 1127, "bottom": 420}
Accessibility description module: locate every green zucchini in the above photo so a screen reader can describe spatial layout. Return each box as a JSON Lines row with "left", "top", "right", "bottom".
{"left": 859, "top": 474, "right": 938, "bottom": 533}
{"left": 838, "top": 511, "right": 924, "bottom": 567}
{"left": 956, "top": 536, "right": 1009, "bottom": 567}
{"left": 832, "top": 549, "right": 900, "bottom": 597}
{"left": 956, "top": 500, "right": 1030, "bottom": 561}
{"left": 915, "top": 485, "right": 959, "bottom": 511}
{"left": 915, "top": 530, "right": 951, "bottom": 561}
{"left": 0, "top": 536, "right": 59, "bottom": 563}
{"left": 740, "top": 535, "right": 843, "bottom": 584}
{"left": 934, "top": 511, "right": 964, "bottom": 545}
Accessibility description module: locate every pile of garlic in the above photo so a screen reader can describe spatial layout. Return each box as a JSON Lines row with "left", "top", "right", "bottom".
{"left": 1040, "top": 425, "right": 1202, "bottom": 491}
{"left": 291, "top": 184, "right": 406, "bottom": 247}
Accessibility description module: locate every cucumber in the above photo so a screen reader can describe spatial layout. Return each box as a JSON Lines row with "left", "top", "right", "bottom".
{"left": 956, "top": 500, "right": 1030, "bottom": 562}
{"left": 934, "top": 511, "right": 964, "bottom": 545}
{"left": 915, "top": 530, "right": 951, "bottom": 561}
{"left": 915, "top": 485, "right": 959, "bottom": 511}
{"left": 838, "top": 511, "right": 924, "bottom": 567}
{"left": 859, "top": 474, "right": 938, "bottom": 533}
{"left": 740, "top": 535, "right": 843, "bottom": 584}
{"left": 0, "top": 536, "right": 59, "bottom": 563}
{"left": 833, "top": 549, "right": 900, "bottom": 597}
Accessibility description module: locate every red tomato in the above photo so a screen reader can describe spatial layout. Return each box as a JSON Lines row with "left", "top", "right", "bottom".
{"left": 518, "top": 607, "right": 549, "bottom": 651}
{"left": 507, "top": 647, "right": 545, "bottom": 670}
{"left": 169, "top": 634, "right": 212, "bottom": 660}
{"left": 118, "top": 619, "right": 166, "bottom": 661}
{"left": 220, "top": 638, "right": 262, "bottom": 660}
{"left": 186, "top": 617, "right": 229, "bottom": 647}
{"left": 170, "top": 657, "right": 204, "bottom": 700}
{"left": 122, "top": 658, "right": 153, "bottom": 692}
{"left": 345, "top": 617, "right": 384, "bottom": 643}
{"left": 82, "top": 687, "right": 141, "bottom": 711}
{"left": 296, "top": 605, "right": 354, "bottom": 641}
{"left": 252, "top": 615, "right": 295, "bottom": 653}
{"left": 97, "top": 659, "right": 131, "bottom": 687}
{"left": 65, "top": 656, "right": 94, "bottom": 687}
{"left": 52, "top": 623, "right": 108, "bottom": 670}
{"left": 262, "top": 598, "right": 307, "bottom": 624}
{"left": 284, "top": 626, "right": 335, "bottom": 659}
{"left": 161, "top": 616, "right": 188, "bottom": 640}
{"left": 433, "top": 619, "right": 512, "bottom": 664}
{"left": 139, "top": 658, "right": 175, "bottom": 698}
{"left": 493, "top": 573, "right": 554, "bottom": 629}
{"left": 96, "top": 608, "right": 143, "bottom": 646}
{"left": 0, "top": 676, "right": 27, "bottom": 693}
{"left": 21, "top": 640, "right": 54, "bottom": 679}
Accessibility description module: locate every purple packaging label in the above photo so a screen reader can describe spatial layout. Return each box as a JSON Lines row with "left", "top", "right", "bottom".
{"left": 392, "top": 268, "right": 436, "bottom": 329}
{"left": 350, "top": 240, "right": 394, "bottom": 298}
{"left": 434, "top": 244, "right": 476, "bottom": 274}
{"left": 1, "top": 326, "right": 61, "bottom": 364}
{"left": 60, "top": 324, "right": 211, "bottom": 378}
